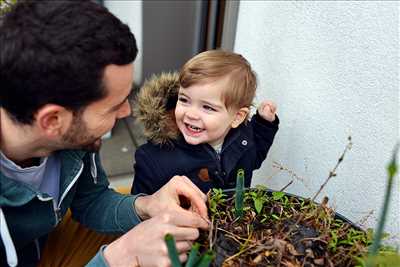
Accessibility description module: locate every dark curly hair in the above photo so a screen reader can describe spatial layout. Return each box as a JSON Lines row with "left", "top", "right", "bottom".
{"left": 0, "top": 0, "right": 138, "bottom": 124}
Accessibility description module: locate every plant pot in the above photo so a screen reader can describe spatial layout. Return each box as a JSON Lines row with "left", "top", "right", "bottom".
{"left": 198, "top": 187, "right": 370, "bottom": 267}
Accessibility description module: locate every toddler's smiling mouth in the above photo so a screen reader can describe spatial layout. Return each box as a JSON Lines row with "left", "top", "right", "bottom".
{"left": 184, "top": 123, "right": 204, "bottom": 133}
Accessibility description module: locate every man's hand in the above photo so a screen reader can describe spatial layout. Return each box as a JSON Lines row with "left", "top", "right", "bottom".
{"left": 104, "top": 209, "right": 204, "bottom": 267}
{"left": 103, "top": 176, "right": 209, "bottom": 266}
{"left": 104, "top": 176, "right": 209, "bottom": 267}
{"left": 134, "top": 176, "right": 209, "bottom": 222}
{"left": 257, "top": 100, "right": 277, "bottom": 122}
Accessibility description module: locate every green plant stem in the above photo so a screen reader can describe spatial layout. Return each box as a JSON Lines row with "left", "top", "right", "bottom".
{"left": 367, "top": 143, "right": 399, "bottom": 266}
{"left": 235, "top": 169, "right": 245, "bottom": 218}
{"left": 194, "top": 250, "right": 214, "bottom": 267}
{"left": 185, "top": 243, "right": 200, "bottom": 267}
{"left": 165, "top": 234, "right": 182, "bottom": 267}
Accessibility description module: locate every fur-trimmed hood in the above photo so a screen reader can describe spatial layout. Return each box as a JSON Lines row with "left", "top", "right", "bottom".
{"left": 134, "top": 72, "right": 181, "bottom": 145}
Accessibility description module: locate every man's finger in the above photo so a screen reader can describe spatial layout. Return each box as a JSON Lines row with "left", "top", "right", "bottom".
{"left": 178, "top": 176, "right": 207, "bottom": 201}
{"left": 169, "top": 209, "right": 208, "bottom": 230}
{"left": 179, "top": 253, "right": 188, "bottom": 264}
{"left": 166, "top": 227, "right": 199, "bottom": 242}
{"left": 174, "top": 176, "right": 208, "bottom": 219}
{"left": 175, "top": 240, "right": 193, "bottom": 253}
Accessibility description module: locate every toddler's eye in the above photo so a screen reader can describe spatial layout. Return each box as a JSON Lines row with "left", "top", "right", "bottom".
{"left": 203, "top": 105, "right": 216, "bottom": 111}
{"left": 178, "top": 97, "right": 188, "bottom": 103}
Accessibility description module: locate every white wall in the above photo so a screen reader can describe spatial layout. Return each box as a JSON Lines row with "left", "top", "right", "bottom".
{"left": 104, "top": 0, "right": 143, "bottom": 85}
{"left": 235, "top": 1, "right": 399, "bottom": 242}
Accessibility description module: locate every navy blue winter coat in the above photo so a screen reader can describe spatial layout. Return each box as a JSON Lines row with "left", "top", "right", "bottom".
{"left": 132, "top": 113, "right": 279, "bottom": 194}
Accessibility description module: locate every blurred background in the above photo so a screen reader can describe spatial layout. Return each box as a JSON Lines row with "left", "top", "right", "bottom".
{"left": 99, "top": 1, "right": 399, "bottom": 243}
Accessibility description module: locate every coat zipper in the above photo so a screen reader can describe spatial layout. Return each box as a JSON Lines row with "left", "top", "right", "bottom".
{"left": 90, "top": 153, "right": 98, "bottom": 184}
{"left": 36, "top": 161, "right": 84, "bottom": 225}
{"left": 34, "top": 239, "right": 41, "bottom": 260}
{"left": 56, "top": 162, "right": 84, "bottom": 219}
{"left": 37, "top": 195, "right": 59, "bottom": 226}
{"left": 203, "top": 146, "right": 227, "bottom": 186}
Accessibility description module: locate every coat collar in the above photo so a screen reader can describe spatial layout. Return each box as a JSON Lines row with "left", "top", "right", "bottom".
{"left": 0, "top": 150, "right": 88, "bottom": 207}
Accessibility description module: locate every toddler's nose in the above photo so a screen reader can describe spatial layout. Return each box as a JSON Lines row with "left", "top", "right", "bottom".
{"left": 186, "top": 108, "right": 200, "bottom": 120}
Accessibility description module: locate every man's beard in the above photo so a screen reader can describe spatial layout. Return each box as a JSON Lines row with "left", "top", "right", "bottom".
{"left": 77, "top": 138, "right": 103, "bottom": 153}
{"left": 61, "top": 114, "right": 103, "bottom": 152}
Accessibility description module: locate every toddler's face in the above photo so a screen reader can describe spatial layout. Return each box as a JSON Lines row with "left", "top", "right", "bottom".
{"left": 175, "top": 77, "right": 239, "bottom": 147}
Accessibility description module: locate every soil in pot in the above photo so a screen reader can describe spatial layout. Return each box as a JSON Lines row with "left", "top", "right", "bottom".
{"left": 197, "top": 187, "right": 372, "bottom": 267}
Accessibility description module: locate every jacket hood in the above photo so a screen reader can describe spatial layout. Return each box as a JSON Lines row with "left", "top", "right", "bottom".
{"left": 134, "top": 72, "right": 181, "bottom": 145}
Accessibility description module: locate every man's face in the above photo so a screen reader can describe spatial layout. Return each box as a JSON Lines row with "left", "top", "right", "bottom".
{"left": 61, "top": 63, "right": 134, "bottom": 152}
{"left": 174, "top": 77, "right": 239, "bottom": 147}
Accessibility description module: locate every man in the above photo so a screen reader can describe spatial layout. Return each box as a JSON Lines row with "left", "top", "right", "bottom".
{"left": 0, "top": 1, "right": 208, "bottom": 266}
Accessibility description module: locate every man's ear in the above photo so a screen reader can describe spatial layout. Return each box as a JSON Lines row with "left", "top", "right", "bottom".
{"left": 231, "top": 107, "right": 249, "bottom": 128}
{"left": 35, "top": 104, "right": 73, "bottom": 137}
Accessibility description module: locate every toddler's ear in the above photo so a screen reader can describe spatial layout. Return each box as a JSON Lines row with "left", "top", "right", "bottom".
{"left": 231, "top": 107, "right": 249, "bottom": 128}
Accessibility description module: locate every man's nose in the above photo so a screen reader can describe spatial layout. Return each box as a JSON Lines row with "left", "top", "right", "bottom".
{"left": 117, "top": 100, "right": 131, "bottom": 119}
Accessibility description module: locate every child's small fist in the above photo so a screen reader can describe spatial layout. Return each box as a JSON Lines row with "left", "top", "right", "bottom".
{"left": 257, "top": 100, "right": 277, "bottom": 122}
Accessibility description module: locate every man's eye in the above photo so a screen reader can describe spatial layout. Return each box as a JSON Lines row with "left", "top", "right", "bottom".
{"left": 203, "top": 105, "right": 216, "bottom": 111}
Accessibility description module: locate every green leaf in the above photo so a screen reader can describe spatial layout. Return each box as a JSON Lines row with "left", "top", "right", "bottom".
{"left": 209, "top": 200, "right": 217, "bottom": 213}
{"left": 387, "top": 143, "right": 398, "bottom": 184}
{"left": 387, "top": 157, "right": 398, "bottom": 179}
{"left": 271, "top": 214, "right": 280, "bottom": 220}
{"left": 255, "top": 184, "right": 267, "bottom": 191}
{"left": 254, "top": 198, "right": 264, "bottom": 214}
{"left": 272, "top": 191, "right": 285, "bottom": 200}
{"left": 212, "top": 188, "right": 221, "bottom": 194}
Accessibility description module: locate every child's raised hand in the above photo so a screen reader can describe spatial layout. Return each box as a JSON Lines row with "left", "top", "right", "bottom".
{"left": 257, "top": 100, "right": 277, "bottom": 122}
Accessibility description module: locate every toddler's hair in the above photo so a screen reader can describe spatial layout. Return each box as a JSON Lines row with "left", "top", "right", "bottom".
{"left": 179, "top": 50, "right": 257, "bottom": 113}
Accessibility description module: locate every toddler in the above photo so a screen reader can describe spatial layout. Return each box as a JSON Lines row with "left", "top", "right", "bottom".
{"left": 131, "top": 50, "right": 279, "bottom": 194}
